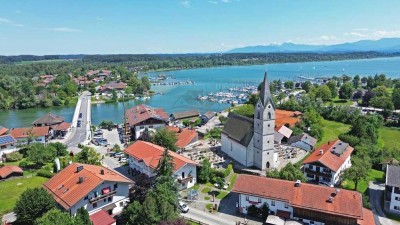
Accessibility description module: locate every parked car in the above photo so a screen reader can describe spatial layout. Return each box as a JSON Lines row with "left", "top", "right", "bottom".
{"left": 79, "top": 113, "right": 83, "bottom": 118}
{"left": 179, "top": 201, "right": 189, "bottom": 213}
{"left": 120, "top": 157, "right": 127, "bottom": 163}
{"left": 115, "top": 152, "right": 124, "bottom": 158}
{"left": 77, "top": 121, "right": 81, "bottom": 127}
{"left": 94, "top": 133, "right": 103, "bottom": 138}
{"left": 91, "top": 139, "right": 100, "bottom": 146}
{"left": 109, "top": 152, "right": 116, "bottom": 157}
{"left": 214, "top": 182, "right": 229, "bottom": 190}
{"left": 107, "top": 126, "right": 113, "bottom": 131}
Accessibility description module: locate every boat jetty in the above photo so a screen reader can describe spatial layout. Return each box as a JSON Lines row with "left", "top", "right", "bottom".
{"left": 149, "top": 73, "right": 195, "bottom": 86}
{"left": 196, "top": 85, "right": 258, "bottom": 105}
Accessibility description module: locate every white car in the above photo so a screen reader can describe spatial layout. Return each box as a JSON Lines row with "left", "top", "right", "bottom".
{"left": 120, "top": 157, "right": 127, "bottom": 163}
{"left": 179, "top": 201, "right": 189, "bottom": 213}
{"left": 214, "top": 182, "right": 229, "bottom": 190}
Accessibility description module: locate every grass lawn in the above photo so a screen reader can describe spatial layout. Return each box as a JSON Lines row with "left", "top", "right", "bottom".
{"left": 0, "top": 175, "right": 49, "bottom": 215}
{"left": 341, "top": 169, "right": 384, "bottom": 194}
{"left": 378, "top": 127, "right": 400, "bottom": 150}
{"left": 317, "top": 119, "right": 351, "bottom": 147}
{"left": 228, "top": 173, "right": 237, "bottom": 191}
{"left": 215, "top": 191, "right": 229, "bottom": 200}
{"left": 201, "top": 187, "right": 211, "bottom": 194}
{"left": 325, "top": 97, "right": 354, "bottom": 107}
{"left": 186, "top": 221, "right": 201, "bottom": 225}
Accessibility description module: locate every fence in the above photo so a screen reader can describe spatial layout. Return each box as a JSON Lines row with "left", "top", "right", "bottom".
{"left": 180, "top": 215, "right": 209, "bottom": 225}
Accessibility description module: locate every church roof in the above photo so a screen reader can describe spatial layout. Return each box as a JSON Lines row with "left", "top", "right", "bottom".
{"left": 222, "top": 113, "right": 254, "bottom": 147}
{"left": 259, "top": 72, "right": 275, "bottom": 109}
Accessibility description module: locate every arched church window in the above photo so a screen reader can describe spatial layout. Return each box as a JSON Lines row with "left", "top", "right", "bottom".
{"left": 257, "top": 112, "right": 260, "bottom": 119}
{"left": 268, "top": 112, "right": 271, "bottom": 119}
{"left": 266, "top": 162, "right": 270, "bottom": 169}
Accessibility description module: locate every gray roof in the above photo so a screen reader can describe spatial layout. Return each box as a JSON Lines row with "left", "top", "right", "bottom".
{"left": 386, "top": 165, "right": 400, "bottom": 187}
{"left": 32, "top": 113, "right": 64, "bottom": 126}
{"left": 202, "top": 111, "right": 216, "bottom": 119}
{"left": 171, "top": 110, "right": 200, "bottom": 120}
{"left": 222, "top": 113, "right": 254, "bottom": 147}
{"left": 259, "top": 72, "right": 275, "bottom": 109}
{"left": 287, "top": 133, "right": 317, "bottom": 147}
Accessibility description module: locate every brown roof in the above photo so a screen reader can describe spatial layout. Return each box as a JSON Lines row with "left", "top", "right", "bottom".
{"left": 52, "top": 122, "right": 70, "bottom": 131}
{"left": 0, "top": 165, "right": 23, "bottom": 179}
{"left": 275, "top": 110, "right": 301, "bottom": 128}
{"left": 43, "top": 163, "right": 132, "bottom": 210}
{"left": 171, "top": 110, "right": 200, "bottom": 120}
{"left": 89, "top": 210, "right": 116, "bottom": 225}
{"left": 357, "top": 208, "right": 376, "bottom": 225}
{"left": 232, "top": 174, "right": 363, "bottom": 219}
{"left": 125, "top": 104, "right": 168, "bottom": 126}
{"left": 0, "top": 126, "right": 9, "bottom": 136}
{"left": 10, "top": 126, "right": 50, "bottom": 138}
{"left": 166, "top": 126, "right": 198, "bottom": 149}
{"left": 302, "top": 139, "right": 354, "bottom": 172}
{"left": 124, "top": 141, "right": 198, "bottom": 172}
{"left": 32, "top": 113, "right": 64, "bottom": 126}
{"left": 100, "top": 81, "right": 127, "bottom": 92}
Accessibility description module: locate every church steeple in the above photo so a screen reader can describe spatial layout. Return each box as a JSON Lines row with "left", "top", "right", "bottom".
{"left": 259, "top": 71, "right": 274, "bottom": 108}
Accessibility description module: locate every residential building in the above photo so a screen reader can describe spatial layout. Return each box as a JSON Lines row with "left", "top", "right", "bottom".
{"left": 125, "top": 104, "right": 169, "bottom": 140}
{"left": 232, "top": 174, "right": 375, "bottom": 225}
{"left": 0, "top": 165, "right": 23, "bottom": 179}
{"left": 222, "top": 73, "right": 298, "bottom": 170}
{"left": 89, "top": 210, "right": 116, "bottom": 225}
{"left": 0, "top": 126, "right": 9, "bottom": 136}
{"left": 99, "top": 81, "right": 127, "bottom": 95}
{"left": 0, "top": 135, "right": 17, "bottom": 154}
{"left": 32, "top": 113, "right": 64, "bottom": 127}
{"left": 274, "top": 125, "right": 293, "bottom": 144}
{"left": 287, "top": 133, "right": 317, "bottom": 151}
{"left": 166, "top": 126, "right": 198, "bottom": 151}
{"left": 385, "top": 165, "right": 400, "bottom": 213}
{"left": 43, "top": 163, "right": 133, "bottom": 216}
{"left": 200, "top": 111, "right": 216, "bottom": 124}
{"left": 170, "top": 110, "right": 200, "bottom": 121}
{"left": 302, "top": 139, "right": 353, "bottom": 186}
{"left": 124, "top": 140, "right": 199, "bottom": 190}
{"left": 10, "top": 126, "right": 50, "bottom": 145}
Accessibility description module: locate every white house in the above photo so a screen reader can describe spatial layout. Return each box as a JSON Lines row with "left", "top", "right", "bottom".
{"left": 232, "top": 174, "right": 375, "bottom": 225}
{"left": 43, "top": 163, "right": 133, "bottom": 216}
{"left": 302, "top": 139, "right": 353, "bottom": 186}
{"left": 287, "top": 133, "right": 317, "bottom": 152}
{"left": 0, "top": 134, "right": 17, "bottom": 155}
{"left": 385, "top": 165, "right": 400, "bottom": 213}
{"left": 10, "top": 126, "right": 50, "bottom": 145}
{"left": 124, "top": 140, "right": 199, "bottom": 190}
{"left": 125, "top": 104, "right": 169, "bottom": 140}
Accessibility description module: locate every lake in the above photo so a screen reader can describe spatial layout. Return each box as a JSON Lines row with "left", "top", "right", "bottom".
{"left": 2, "top": 56, "right": 400, "bottom": 128}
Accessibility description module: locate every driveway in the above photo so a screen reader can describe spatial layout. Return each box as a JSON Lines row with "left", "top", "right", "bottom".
{"left": 369, "top": 181, "right": 400, "bottom": 225}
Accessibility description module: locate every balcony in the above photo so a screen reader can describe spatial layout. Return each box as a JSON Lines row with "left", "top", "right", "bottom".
{"left": 178, "top": 176, "right": 193, "bottom": 184}
{"left": 304, "top": 167, "right": 332, "bottom": 179}
{"left": 89, "top": 190, "right": 117, "bottom": 203}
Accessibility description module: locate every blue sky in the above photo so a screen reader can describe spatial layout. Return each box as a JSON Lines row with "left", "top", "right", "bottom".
{"left": 0, "top": 0, "right": 400, "bottom": 55}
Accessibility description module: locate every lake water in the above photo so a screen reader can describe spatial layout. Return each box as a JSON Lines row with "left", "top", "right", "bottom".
{"left": 2, "top": 56, "right": 400, "bottom": 128}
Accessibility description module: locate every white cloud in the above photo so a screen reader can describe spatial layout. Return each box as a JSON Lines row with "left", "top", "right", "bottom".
{"left": 353, "top": 28, "right": 368, "bottom": 32}
{"left": 181, "top": 0, "right": 191, "bottom": 8}
{"left": 373, "top": 30, "right": 400, "bottom": 38}
{"left": 344, "top": 31, "right": 367, "bottom": 38}
{"left": 319, "top": 35, "right": 337, "bottom": 41}
{"left": 221, "top": 0, "right": 231, "bottom": 2}
{"left": 0, "top": 17, "right": 23, "bottom": 27}
{"left": 51, "top": 27, "right": 81, "bottom": 32}
{"left": 208, "top": 0, "right": 218, "bottom": 4}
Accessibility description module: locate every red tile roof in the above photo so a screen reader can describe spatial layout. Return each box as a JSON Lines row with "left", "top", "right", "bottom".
{"left": 100, "top": 82, "right": 127, "bottom": 92}
{"left": 357, "top": 208, "right": 376, "bottom": 225}
{"left": 43, "top": 163, "right": 132, "bottom": 210}
{"left": 232, "top": 174, "right": 363, "bottom": 219}
{"left": 275, "top": 110, "right": 301, "bottom": 128}
{"left": 166, "top": 126, "right": 198, "bottom": 149}
{"left": 0, "top": 126, "right": 9, "bottom": 136}
{"left": 0, "top": 165, "right": 23, "bottom": 179}
{"left": 89, "top": 210, "right": 116, "bottom": 225}
{"left": 52, "top": 122, "right": 70, "bottom": 131}
{"left": 302, "top": 139, "right": 354, "bottom": 172}
{"left": 125, "top": 104, "right": 168, "bottom": 126}
{"left": 10, "top": 126, "right": 50, "bottom": 139}
{"left": 124, "top": 141, "right": 198, "bottom": 172}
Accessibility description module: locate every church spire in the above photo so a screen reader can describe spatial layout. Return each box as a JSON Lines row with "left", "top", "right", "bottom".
{"left": 260, "top": 71, "right": 273, "bottom": 107}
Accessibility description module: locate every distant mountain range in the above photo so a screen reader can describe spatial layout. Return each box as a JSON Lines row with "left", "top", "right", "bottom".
{"left": 226, "top": 38, "right": 400, "bottom": 53}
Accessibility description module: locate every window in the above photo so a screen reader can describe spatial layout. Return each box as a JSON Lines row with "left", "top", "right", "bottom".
{"left": 140, "top": 126, "right": 144, "bottom": 129}
{"left": 257, "top": 112, "right": 260, "bottom": 119}
{"left": 258, "top": 198, "right": 261, "bottom": 203}
{"left": 268, "top": 112, "right": 271, "bottom": 119}
{"left": 108, "top": 197, "right": 112, "bottom": 202}
{"left": 271, "top": 200, "right": 275, "bottom": 206}
{"left": 395, "top": 197, "right": 400, "bottom": 201}
{"left": 114, "top": 183, "right": 118, "bottom": 190}
{"left": 246, "top": 196, "right": 249, "bottom": 201}
{"left": 182, "top": 172, "right": 185, "bottom": 178}
{"left": 0, "top": 146, "right": 6, "bottom": 149}
{"left": 308, "top": 165, "right": 314, "bottom": 170}
{"left": 284, "top": 202, "right": 289, "bottom": 208}
{"left": 104, "top": 199, "right": 107, "bottom": 202}
{"left": 84, "top": 196, "right": 88, "bottom": 200}
{"left": 149, "top": 125, "right": 153, "bottom": 128}
{"left": 93, "top": 203, "right": 97, "bottom": 208}
{"left": 395, "top": 206, "right": 400, "bottom": 210}
{"left": 120, "top": 202, "right": 124, "bottom": 207}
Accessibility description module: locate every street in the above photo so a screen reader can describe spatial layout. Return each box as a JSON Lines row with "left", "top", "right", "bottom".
{"left": 369, "top": 181, "right": 400, "bottom": 225}
{"left": 182, "top": 207, "right": 236, "bottom": 225}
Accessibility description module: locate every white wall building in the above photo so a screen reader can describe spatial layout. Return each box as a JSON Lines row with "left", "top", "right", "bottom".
{"left": 0, "top": 134, "right": 17, "bottom": 155}
{"left": 385, "top": 165, "right": 400, "bottom": 213}
{"left": 125, "top": 140, "right": 199, "bottom": 190}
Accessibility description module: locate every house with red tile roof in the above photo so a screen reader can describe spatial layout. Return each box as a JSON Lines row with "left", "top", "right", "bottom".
{"left": 0, "top": 165, "right": 23, "bottom": 179}
{"left": 166, "top": 126, "right": 198, "bottom": 150}
{"left": 125, "top": 104, "right": 169, "bottom": 140}
{"left": 99, "top": 81, "right": 127, "bottom": 96}
{"left": 89, "top": 210, "right": 116, "bottom": 225}
{"left": 232, "top": 174, "right": 375, "bottom": 225}
{"left": 10, "top": 126, "right": 50, "bottom": 145}
{"left": 43, "top": 163, "right": 133, "bottom": 216}
{"left": 0, "top": 126, "right": 9, "bottom": 136}
{"left": 124, "top": 140, "right": 199, "bottom": 190}
{"left": 302, "top": 139, "right": 354, "bottom": 186}
{"left": 0, "top": 134, "right": 17, "bottom": 154}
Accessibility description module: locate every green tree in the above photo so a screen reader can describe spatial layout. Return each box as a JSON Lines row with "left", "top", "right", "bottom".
{"left": 246, "top": 93, "right": 259, "bottom": 106}
{"left": 75, "top": 146, "right": 101, "bottom": 165}
{"left": 232, "top": 104, "right": 254, "bottom": 118}
{"left": 35, "top": 209, "right": 74, "bottom": 225}
{"left": 141, "top": 76, "right": 151, "bottom": 91}
{"left": 301, "top": 81, "right": 312, "bottom": 93}
{"left": 316, "top": 85, "right": 332, "bottom": 101}
{"left": 393, "top": 88, "right": 400, "bottom": 109}
{"left": 48, "top": 142, "right": 68, "bottom": 156}
{"left": 198, "top": 158, "right": 212, "bottom": 183}
{"left": 75, "top": 207, "right": 92, "bottom": 225}
{"left": 353, "top": 75, "right": 361, "bottom": 88}
{"left": 130, "top": 173, "right": 152, "bottom": 204}
{"left": 266, "top": 163, "right": 305, "bottom": 182}
{"left": 156, "top": 148, "right": 175, "bottom": 177}
{"left": 326, "top": 81, "right": 338, "bottom": 98}
{"left": 26, "top": 143, "right": 54, "bottom": 166}
{"left": 121, "top": 201, "right": 143, "bottom": 225}
{"left": 343, "top": 155, "right": 371, "bottom": 190}
{"left": 277, "top": 92, "right": 286, "bottom": 104}
{"left": 14, "top": 187, "right": 56, "bottom": 225}
{"left": 373, "top": 85, "right": 390, "bottom": 97}
{"left": 141, "top": 194, "right": 161, "bottom": 225}
{"left": 153, "top": 128, "right": 177, "bottom": 152}
{"left": 284, "top": 81, "right": 294, "bottom": 89}
{"left": 339, "top": 82, "right": 354, "bottom": 100}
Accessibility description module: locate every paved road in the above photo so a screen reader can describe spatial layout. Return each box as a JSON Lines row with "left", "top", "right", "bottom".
{"left": 369, "top": 181, "right": 400, "bottom": 225}
{"left": 182, "top": 207, "right": 235, "bottom": 225}
{"left": 64, "top": 91, "right": 91, "bottom": 149}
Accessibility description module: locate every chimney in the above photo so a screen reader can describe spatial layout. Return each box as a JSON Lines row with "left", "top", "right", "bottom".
{"left": 328, "top": 141, "right": 330, "bottom": 145}
{"left": 78, "top": 176, "right": 84, "bottom": 183}
{"left": 76, "top": 165, "right": 83, "bottom": 173}
{"left": 295, "top": 180, "right": 301, "bottom": 187}
{"left": 100, "top": 169, "right": 105, "bottom": 175}
{"left": 327, "top": 196, "right": 333, "bottom": 203}
{"left": 178, "top": 128, "right": 183, "bottom": 133}
{"left": 320, "top": 150, "right": 324, "bottom": 155}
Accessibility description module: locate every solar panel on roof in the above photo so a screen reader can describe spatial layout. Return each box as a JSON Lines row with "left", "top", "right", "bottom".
{"left": 0, "top": 135, "right": 15, "bottom": 146}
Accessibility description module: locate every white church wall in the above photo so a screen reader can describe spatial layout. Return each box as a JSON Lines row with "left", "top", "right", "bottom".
{"left": 221, "top": 133, "right": 251, "bottom": 167}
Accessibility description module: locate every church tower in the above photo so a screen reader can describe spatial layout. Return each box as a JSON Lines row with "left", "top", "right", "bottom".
{"left": 253, "top": 71, "right": 276, "bottom": 170}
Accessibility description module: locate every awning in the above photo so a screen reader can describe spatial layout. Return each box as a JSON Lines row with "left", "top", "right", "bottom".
{"left": 101, "top": 203, "right": 116, "bottom": 212}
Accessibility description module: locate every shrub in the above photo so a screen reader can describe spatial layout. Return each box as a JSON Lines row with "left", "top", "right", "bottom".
{"left": 19, "top": 161, "right": 28, "bottom": 168}
{"left": 224, "top": 164, "right": 233, "bottom": 177}
{"left": 204, "top": 196, "right": 210, "bottom": 200}
{"left": 37, "top": 169, "right": 53, "bottom": 178}
{"left": 211, "top": 169, "right": 225, "bottom": 182}
{"left": 6, "top": 152, "right": 23, "bottom": 162}
{"left": 247, "top": 205, "right": 260, "bottom": 217}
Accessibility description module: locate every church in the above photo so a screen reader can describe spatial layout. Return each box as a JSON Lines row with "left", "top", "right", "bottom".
{"left": 221, "top": 72, "right": 278, "bottom": 170}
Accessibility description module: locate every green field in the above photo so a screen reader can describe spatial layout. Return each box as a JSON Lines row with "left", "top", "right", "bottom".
{"left": 318, "top": 119, "right": 351, "bottom": 147}
{"left": 0, "top": 175, "right": 49, "bottom": 215}
{"left": 378, "top": 127, "right": 400, "bottom": 150}
{"left": 325, "top": 97, "right": 354, "bottom": 107}
{"left": 341, "top": 169, "right": 384, "bottom": 193}
{"left": 15, "top": 59, "right": 67, "bottom": 65}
